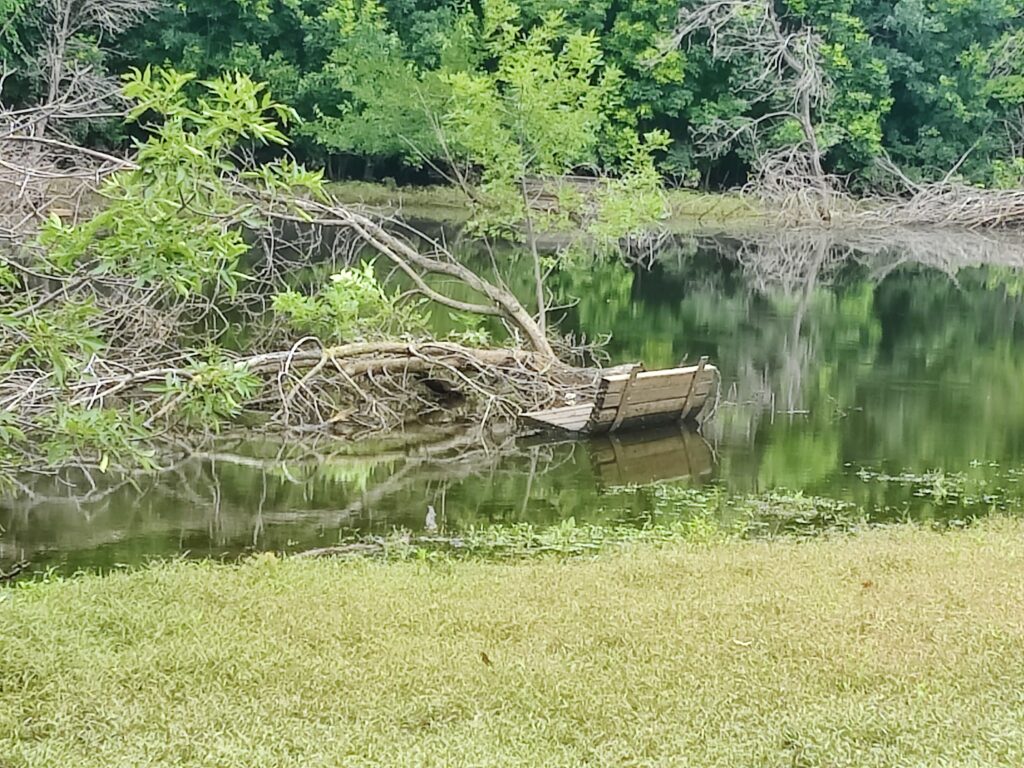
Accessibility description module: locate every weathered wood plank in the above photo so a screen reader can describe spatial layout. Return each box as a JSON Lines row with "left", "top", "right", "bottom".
{"left": 535, "top": 404, "right": 593, "bottom": 418}
{"left": 589, "top": 362, "right": 640, "bottom": 431}
{"left": 679, "top": 356, "right": 708, "bottom": 419}
{"left": 601, "top": 373, "right": 717, "bottom": 409}
{"left": 609, "top": 366, "right": 640, "bottom": 433}
{"left": 600, "top": 365, "right": 718, "bottom": 407}
{"left": 521, "top": 404, "right": 594, "bottom": 432}
{"left": 602, "top": 363, "right": 712, "bottom": 388}
{"left": 522, "top": 404, "right": 594, "bottom": 421}
{"left": 601, "top": 373, "right": 694, "bottom": 408}
{"left": 594, "top": 387, "right": 714, "bottom": 424}
{"left": 531, "top": 412, "right": 593, "bottom": 427}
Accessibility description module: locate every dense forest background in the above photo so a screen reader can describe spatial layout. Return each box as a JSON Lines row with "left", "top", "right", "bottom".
{"left": 2, "top": 0, "right": 1022, "bottom": 190}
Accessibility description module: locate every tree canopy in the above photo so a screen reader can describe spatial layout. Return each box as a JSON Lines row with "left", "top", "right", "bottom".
{"left": 3, "top": 0, "right": 1019, "bottom": 189}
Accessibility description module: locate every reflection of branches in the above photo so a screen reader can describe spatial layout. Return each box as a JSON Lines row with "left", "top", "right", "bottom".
{"left": 722, "top": 230, "right": 849, "bottom": 296}
{"left": 694, "top": 227, "right": 1024, "bottom": 293}
{"left": 667, "top": 227, "right": 1024, "bottom": 442}
{"left": 336, "top": 431, "right": 518, "bottom": 517}
{"left": 327, "top": 430, "right": 585, "bottom": 520}
{"left": 0, "top": 428, "right": 567, "bottom": 565}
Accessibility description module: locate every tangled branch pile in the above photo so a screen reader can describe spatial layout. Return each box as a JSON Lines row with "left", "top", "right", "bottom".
{"left": 865, "top": 183, "right": 1024, "bottom": 230}
{"left": 0, "top": 69, "right": 593, "bottom": 477}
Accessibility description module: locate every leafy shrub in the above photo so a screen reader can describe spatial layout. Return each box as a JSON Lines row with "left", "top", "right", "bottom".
{"left": 272, "top": 262, "right": 423, "bottom": 341}
{"left": 41, "top": 405, "right": 156, "bottom": 472}
{"left": 0, "top": 300, "right": 105, "bottom": 385}
{"left": 37, "top": 68, "right": 299, "bottom": 297}
{"left": 150, "top": 358, "right": 264, "bottom": 429}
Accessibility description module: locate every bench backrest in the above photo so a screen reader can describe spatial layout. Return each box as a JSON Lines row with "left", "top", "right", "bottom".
{"left": 587, "top": 358, "right": 718, "bottom": 433}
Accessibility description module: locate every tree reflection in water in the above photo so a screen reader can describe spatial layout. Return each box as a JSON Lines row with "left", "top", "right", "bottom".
{"left": 5, "top": 228, "right": 1024, "bottom": 571}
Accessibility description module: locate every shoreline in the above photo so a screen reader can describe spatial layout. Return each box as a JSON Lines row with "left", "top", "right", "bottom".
{"left": 327, "top": 180, "right": 762, "bottom": 230}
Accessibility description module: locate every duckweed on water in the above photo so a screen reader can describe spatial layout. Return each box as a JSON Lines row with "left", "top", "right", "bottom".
{"left": 306, "top": 473, "right": 1024, "bottom": 564}
{"left": 311, "top": 485, "right": 970, "bottom": 563}
{"left": 305, "top": 490, "right": 866, "bottom": 563}
{"left": 853, "top": 467, "right": 1016, "bottom": 509}
{"left": 601, "top": 485, "right": 865, "bottom": 537}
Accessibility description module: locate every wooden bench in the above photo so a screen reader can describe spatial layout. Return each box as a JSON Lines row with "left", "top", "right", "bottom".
{"left": 521, "top": 357, "right": 718, "bottom": 434}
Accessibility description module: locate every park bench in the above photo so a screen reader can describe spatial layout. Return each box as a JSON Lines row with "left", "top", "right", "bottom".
{"left": 521, "top": 357, "right": 718, "bottom": 435}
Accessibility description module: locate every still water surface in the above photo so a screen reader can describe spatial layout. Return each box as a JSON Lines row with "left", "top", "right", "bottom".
{"left": 4, "top": 228, "right": 1024, "bottom": 572}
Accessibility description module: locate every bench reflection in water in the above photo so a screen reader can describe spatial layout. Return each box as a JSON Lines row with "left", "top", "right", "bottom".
{"left": 589, "top": 427, "right": 714, "bottom": 487}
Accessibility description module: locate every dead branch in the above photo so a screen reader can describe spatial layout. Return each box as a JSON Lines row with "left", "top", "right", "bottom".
{"left": 264, "top": 196, "right": 558, "bottom": 360}
{"left": 670, "top": 0, "right": 839, "bottom": 219}
{"left": 0, "top": 0, "right": 156, "bottom": 243}
{"left": 33, "top": 0, "right": 162, "bottom": 136}
{"left": 856, "top": 183, "right": 1024, "bottom": 230}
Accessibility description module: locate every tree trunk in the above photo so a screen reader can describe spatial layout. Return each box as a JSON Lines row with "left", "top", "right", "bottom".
{"left": 520, "top": 175, "right": 547, "bottom": 335}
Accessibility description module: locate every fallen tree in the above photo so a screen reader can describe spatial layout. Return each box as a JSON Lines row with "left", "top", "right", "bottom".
{"left": 0, "top": 68, "right": 615, "bottom": 478}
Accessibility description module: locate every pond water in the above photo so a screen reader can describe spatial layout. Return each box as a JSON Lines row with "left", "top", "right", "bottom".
{"left": 5, "top": 227, "right": 1024, "bottom": 573}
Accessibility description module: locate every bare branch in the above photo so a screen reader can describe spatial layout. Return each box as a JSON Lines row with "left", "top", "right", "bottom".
{"left": 669, "top": 0, "right": 837, "bottom": 218}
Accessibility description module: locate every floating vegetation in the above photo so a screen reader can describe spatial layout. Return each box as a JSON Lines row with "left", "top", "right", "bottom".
{"left": 600, "top": 485, "right": 866, "bottom": 538}
{"left": 298, "top": 469, "right": 1024, "bottom": 563}
{"left": 854, "top": 467, "right": 1015, "bottom": 510}
{"left": 298, "top": 515, "right": 735, "bottom": 563}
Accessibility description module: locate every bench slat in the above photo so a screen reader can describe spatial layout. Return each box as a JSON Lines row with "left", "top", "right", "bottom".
{"left": 521, "top": 403, "right": 594, "bottom": 432}
{"left": 601, "top": 371, "right": 717, "bottom": 409}
{"left": 609, "top": 365, "right": 640, "bottom": 432}
{"left": 600, "top": 364, "right": 716, "bottom": 398}
{"left": 592, "top": 388, "right": 713, "bottom": 425}
{"left": 601, "top": 363, "right": 711, "bottom": 387}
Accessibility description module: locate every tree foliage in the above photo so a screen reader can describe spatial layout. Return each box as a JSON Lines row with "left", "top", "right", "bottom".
{"left": 441, "top": 1, "right": 666, "bottom": 230}
{"left": 73, "top": 0, "right": 1016, "bottom": 188}
{"left": 432, "top": 0, "right": 668, "bottom": 332}
{"left": 39, "top": 67, "right": 299, "bottom": 295}
{"left": 272, "top": 262, "right": 424, "bottom": 341}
